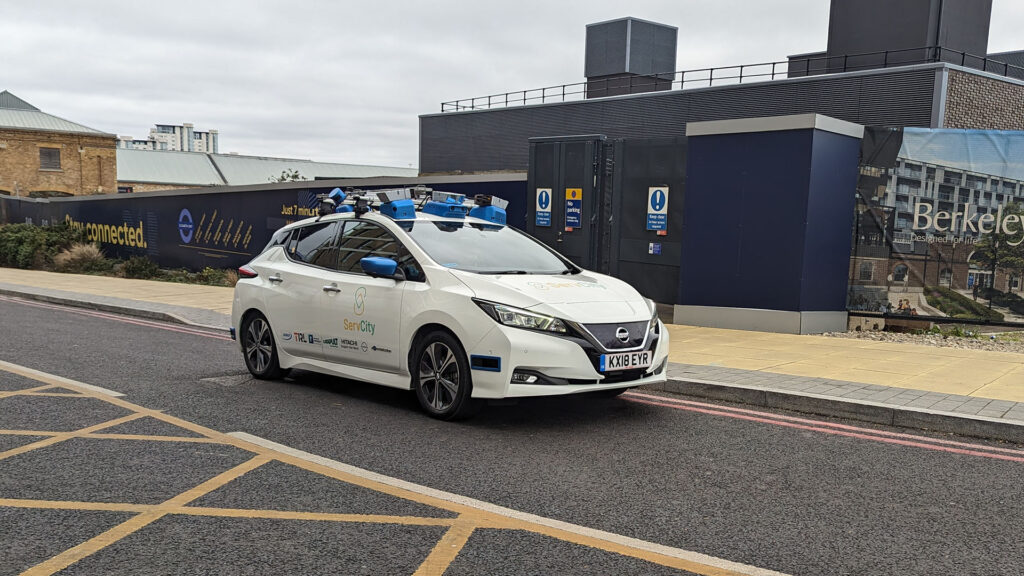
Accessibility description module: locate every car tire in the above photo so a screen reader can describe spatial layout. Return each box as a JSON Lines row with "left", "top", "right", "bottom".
{"left": 413, "top": 331, "right": 479, "bottom": 420}
{"left": 241, "top": 312, "right": 289, "bottom": 380}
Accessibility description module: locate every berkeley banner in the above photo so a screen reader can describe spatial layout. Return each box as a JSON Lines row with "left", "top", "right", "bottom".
{"left": 851, "top": 128, "right": 1024, "bottom": 325}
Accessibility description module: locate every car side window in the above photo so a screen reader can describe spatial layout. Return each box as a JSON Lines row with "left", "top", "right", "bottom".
{"left": 287, "top": 222, "right": 341, "bottom": 269}
{"left": 337, "top": 221, "right": 423, "bottom": 281}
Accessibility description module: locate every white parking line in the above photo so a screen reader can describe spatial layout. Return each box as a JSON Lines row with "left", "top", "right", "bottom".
{"left": 231, "top": 431, "right": 793, "bottom": 576}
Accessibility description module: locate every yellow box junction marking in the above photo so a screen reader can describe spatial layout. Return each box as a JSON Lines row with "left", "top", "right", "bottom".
{"left": 0, "top": 359, "right": 789, "bottom": 576}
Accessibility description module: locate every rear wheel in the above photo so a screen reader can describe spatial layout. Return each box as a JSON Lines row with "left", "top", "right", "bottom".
{"left": 241, "top": 312, "right": 288, "bottom": 380}
{"left": 413, "top": 331, "right": 479, "bottom": 420}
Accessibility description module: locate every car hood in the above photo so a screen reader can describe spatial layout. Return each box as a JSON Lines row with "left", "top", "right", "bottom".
{"left": 449, "top": 269, "right": 651, "bottom": 323}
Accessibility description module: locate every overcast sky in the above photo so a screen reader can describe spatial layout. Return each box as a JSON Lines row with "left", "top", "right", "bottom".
{"left": 4, "top": 1, "right": 1023, "bottom": 169}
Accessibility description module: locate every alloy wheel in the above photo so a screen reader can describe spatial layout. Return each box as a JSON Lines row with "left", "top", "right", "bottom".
{"left": 418, "top": 342, "right": 460, "bottom": 412}
{"left": 245, "top": 317, "right": 274, "bottom": 374}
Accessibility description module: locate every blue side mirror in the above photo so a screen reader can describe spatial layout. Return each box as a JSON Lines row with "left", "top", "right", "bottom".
{"left": 360, "top": 256, "right": 401, "bottom": 280}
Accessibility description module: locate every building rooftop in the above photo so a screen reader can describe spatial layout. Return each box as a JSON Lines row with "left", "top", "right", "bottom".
{"left": 116, "top": 148, "right": 418, "bottom": 186}
{"left": 0, "top": 90, "right": 112, "bottom": 136}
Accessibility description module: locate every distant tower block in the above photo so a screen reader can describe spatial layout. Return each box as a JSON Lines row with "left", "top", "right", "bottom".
{"left": 585, "top": 17, "right": 677, "bottom": 99}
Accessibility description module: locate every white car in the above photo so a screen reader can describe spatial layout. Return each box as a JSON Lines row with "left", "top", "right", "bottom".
{"left": 231, "top": 189, "right": 669, "bottom": 419}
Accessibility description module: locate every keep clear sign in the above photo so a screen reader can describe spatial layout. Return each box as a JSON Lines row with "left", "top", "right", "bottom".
{"left": 535, "top": 188, "right": 552, "bottom": 227}
{"left": 647, "top": 186, "right": 669, "bottom": 231}
{"left": 565, "top": 188, "right": 583, "bottom": 229}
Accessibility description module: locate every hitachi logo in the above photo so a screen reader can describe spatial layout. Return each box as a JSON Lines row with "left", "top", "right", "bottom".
{"left": 913, "top": 202, "right": 1024, "bottom": 245}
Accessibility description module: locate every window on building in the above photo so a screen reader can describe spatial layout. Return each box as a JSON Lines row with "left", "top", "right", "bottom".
{"left": 39, "top": 148, "right": 60, "bottom": 170}
{"left": 859, "top": 261, "right": 873, "bottom": 281}
{"left": 893, "top": 264, "right": 909, "bottom": 283}
{"left": 939, "top": 268, "right": 953, "bottom": 287}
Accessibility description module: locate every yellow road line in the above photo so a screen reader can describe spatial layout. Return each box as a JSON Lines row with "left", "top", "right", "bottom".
{"left": 0, "top": 498, "right": 152, "bottom": 514}
{"left": 4, "top": 391, "right": 86, "bottom": 398}
{"left": 0, "top": 497, "right": 458, "bottom": 528}
{"left": 0, "top": 430, "right": 222, "bottom": 444}
{"left": 21, "top": 455, "right": 270, "bottom": 576}
{"left": 0, "top": 413, "right": 147, "bottom": 462}
{"left": 412, "top": 519, "right": 476, "bottom": 576}
{"left": 0, "top": 359, "right": 789, "bottom": 576}
{"left": 0, "top": 384, "right": 57, "bottom": 398}
{"left": 173, "top": 506, "right": 458, "bottom": 526}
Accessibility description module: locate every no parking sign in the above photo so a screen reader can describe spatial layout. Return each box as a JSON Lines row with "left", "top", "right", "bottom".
{"left": 647, "top": 187, "right": 668, "bottom": 231}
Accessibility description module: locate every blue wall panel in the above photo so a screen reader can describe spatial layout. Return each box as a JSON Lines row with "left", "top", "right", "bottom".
{"left": 801, "top": 131, "right": 862, "bottom": 311}
{"left": 680, "top": 130, "right": 815, "bottom": 311}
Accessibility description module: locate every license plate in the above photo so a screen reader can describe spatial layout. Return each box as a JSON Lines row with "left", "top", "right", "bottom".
{"left": 599, "top": 351, "right": 653, "bottom": 372}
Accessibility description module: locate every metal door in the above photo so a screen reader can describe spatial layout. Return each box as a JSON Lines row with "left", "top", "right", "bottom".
{"left": 526, "top": 135, "right": 606, "bottom": 271}
{"left": 608, "top": 137, "right": 687, "bottom": 303}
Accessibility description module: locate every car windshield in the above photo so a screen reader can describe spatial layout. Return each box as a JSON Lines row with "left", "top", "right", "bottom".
{"left": 403, "top": 221, "right": 573, "bottom": 274}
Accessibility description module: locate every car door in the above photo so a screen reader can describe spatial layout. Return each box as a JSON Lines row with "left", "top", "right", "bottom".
{"left": 317, "top": 219, "right": 410, "bottom": 373}
{"left": 262, "top": 220, "right": 342, "bottom": 360}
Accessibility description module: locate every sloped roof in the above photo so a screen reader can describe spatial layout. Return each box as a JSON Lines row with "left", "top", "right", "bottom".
{"left": 0, "top": 90, "right": 112, "bottom": 136}
{"left": 116, "top": 149, "right": 226, "bottom": 186}
{"left": 117, "top": 148, "right": 417, "bottom": 186}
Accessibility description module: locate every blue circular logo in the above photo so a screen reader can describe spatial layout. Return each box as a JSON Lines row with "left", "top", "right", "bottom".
{"left": 538, "top": 190, "right": 550, "bottom": 210}
{"left": 178, "top": 208, "right": 194, "bottom": 243}
{"left": 650, "top": 189, "right": 666, "bottom": 212}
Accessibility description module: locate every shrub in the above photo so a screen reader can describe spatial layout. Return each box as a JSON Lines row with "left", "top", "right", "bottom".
{"left": 979, "top": 287, "right": 1024, "bottom": 316}
{"left": 198, "top": 267, "right": 226, "bottom": 286}
{"left": 924, "top": 286, "right": 1003, "bottom": 322}
{"left": 0, "top": 223, "right": 86, "bottom": 269}
{"left": 53, "top": 243, "right": 113, "bottom": 273}
{"left": 122, "top": 256, "right": 160, "bottom": 279}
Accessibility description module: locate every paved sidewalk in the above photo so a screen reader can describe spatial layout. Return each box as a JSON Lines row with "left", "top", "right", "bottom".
{"left": 2, "top": 267, "right": 1023, "bottom": 441}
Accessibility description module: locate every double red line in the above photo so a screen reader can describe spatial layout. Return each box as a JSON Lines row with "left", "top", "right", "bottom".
{"left": 624, "top": 391, "right": 1024, "bottom": 463}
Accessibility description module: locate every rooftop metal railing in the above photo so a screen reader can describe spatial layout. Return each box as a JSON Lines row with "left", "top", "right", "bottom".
{"left": 440, "top": 46, "right": 1024, "bottom": 112}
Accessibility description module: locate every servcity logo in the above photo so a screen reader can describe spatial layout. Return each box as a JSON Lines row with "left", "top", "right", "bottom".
{"left": 354, "top": 287, "right": 366, "bottom": 316}
{"left": 914, "top": 202, "right": 1024, "bottom": 246}
{"left": 343, "top": 319, "right": 375, "bottom": 336}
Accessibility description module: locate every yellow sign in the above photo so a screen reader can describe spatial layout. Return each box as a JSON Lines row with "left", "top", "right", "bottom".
{"left": 566, "top": 188, "right": 583, "bottom": 200}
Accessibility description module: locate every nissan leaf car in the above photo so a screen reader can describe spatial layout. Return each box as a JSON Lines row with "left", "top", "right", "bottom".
{"left": 231, "top": 189, "right": 669, "bottom": 419}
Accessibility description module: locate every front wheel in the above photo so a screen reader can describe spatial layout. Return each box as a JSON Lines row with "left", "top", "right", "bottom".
{"left": 413, "top": 331, "right": 479, "bottom": 420}
{"left": 241, "top": 312, "right": 288, "bottom": 380}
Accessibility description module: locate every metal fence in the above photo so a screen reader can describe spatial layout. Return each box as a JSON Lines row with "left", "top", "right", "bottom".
{"left": 440, "top": 46, "right": 1024, "bottom": 112}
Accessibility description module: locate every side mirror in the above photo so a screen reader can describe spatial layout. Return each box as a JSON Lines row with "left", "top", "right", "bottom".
{"left": 360, "top": 257, "right": 404, "bottom": 281}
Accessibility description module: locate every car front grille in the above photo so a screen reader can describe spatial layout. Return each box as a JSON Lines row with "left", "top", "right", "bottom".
{"left": 579, "top": 320, "right": 649, "bottom": 351}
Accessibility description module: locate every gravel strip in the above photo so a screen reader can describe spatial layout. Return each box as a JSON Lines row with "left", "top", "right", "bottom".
{"left": 824, "top": 330, "right": 1024, "bottom": 353}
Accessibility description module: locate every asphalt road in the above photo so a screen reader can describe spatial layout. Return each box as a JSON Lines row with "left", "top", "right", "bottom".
{"left": 1, "top": 296, "right": 1023, "bottom": 575}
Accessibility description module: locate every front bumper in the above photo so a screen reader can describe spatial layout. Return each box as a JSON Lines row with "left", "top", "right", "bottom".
{"left": 466, "top": 320, "right": 670, "bottom": 399}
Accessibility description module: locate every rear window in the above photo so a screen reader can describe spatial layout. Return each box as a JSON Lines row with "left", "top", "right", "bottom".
{"left": 287, "top": 222, "right": 340, "bottom": 268}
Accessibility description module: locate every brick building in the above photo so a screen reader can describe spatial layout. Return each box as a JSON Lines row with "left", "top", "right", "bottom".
{"left": 0, "top": 91, "right": 117, "bottom": 197}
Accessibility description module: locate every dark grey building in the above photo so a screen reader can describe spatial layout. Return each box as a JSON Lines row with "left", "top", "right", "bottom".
{"left": 419, "top": 0, "right": 1024, "bottom": 174}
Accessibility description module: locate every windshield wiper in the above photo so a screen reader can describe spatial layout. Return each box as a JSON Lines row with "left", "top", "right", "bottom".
{"left": 489, "top": 270, "right": 529, "bottom": 275}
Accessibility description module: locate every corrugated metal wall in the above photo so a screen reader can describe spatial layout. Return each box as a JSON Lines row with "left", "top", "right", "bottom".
{"left": 420, "top": 67, "right": 938, "bottom": 173}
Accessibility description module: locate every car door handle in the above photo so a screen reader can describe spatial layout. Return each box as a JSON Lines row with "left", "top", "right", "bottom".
{"left": 322, "top": 284, "right": 341, "bottom": 293}
{"left": 268, "top": 274, "right": 283, "bottom": 284}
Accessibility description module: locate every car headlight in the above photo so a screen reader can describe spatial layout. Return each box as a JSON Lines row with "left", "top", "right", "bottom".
{"left": 645, "top": 298, "right": 659, "bottom": 332}
{"left": 474, "top": 300, "right": 568, "bottom": 334}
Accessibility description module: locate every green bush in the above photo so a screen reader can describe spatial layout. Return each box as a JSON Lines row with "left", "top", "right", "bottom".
{"left": 925, "top": 286, "right": 1004, "bottom": 322}
{"left": 122, "top": 256, "right": 160, "bottom": 279}
{"left": 979, "top": 287, "right": 1024, "bottom": 316}
{"left": 0, "top": 223, "right": 86, "bottom": 269}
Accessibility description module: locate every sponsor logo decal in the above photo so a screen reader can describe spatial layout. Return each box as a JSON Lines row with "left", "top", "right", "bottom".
{"left": 371, "top": 345, "right": 393, "bottom": 354}
{"left": 178, "top": 208, "right": 194, "bottom": 243}
{"left": 360, "top": 341, "right": 369, "bottom": 353}
{"left": 323, "top": 337, "right": 338, "bottom": 348}
{"left": 282, "top": 332, "right": 292, "bottom": 341}
{"left": 343, "top": 318, "right": 375, "bottom": 335}
{"left": 354, "top": 287, "right": 366, "bottom": 316}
